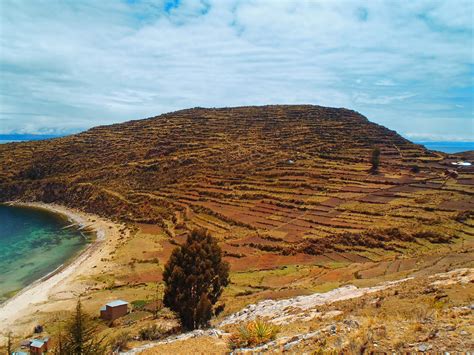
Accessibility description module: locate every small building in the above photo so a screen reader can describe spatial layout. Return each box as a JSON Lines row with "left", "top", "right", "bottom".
{"left": 100, "top": 299, "right": 129, "bottom": 321}
{"left": 29, "top": 338, "right": 49, "bottom": 355}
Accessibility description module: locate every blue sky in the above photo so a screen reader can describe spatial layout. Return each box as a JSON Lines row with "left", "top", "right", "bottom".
{"left": 0, "top": 0, "right": 472, "bottom": 141}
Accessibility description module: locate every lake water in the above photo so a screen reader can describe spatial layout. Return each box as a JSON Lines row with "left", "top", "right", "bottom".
{"left": 415, "top": 141, "right": 474, "bottom": 154}
{"left": 0, "top": 140, "right": 23, "bottom": 144}
{"left": 0, "top": 205, "right": 88, "bottom": 303}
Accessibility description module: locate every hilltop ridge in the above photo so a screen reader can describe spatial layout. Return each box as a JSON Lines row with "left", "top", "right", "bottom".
{"left": 1, "top": 104, "right": 472, "bottom": 258}
{"left": 0, "top": 105, "right": 431, "bottom": 217}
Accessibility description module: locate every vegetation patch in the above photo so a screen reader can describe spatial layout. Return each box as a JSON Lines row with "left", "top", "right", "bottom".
{"left": 228, "top": 319, "right": 280, "bottom": 350}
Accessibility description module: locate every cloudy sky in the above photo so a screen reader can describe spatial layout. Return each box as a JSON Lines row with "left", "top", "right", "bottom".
{"left": 0, "top": 0, "right": 472, "bottom": 141}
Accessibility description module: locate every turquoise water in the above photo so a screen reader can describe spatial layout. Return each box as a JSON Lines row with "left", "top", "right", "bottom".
{"left": 0, "top": 205, "right": 89, "bottom": 303}
{"left": 0, "top": 140, "right": 22, "bottom": 143}
{"left": 0, "top": 134, "right": 62, "bottom": 143}
{"left": 416, "top": 141, "right": 474, "bottom": 154}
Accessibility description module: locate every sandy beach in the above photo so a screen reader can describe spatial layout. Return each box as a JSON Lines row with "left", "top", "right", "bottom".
{"left": 0, "top": 202, "right": 126, "bottom": 339}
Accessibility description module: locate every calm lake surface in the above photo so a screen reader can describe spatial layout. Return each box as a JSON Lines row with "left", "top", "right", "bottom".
{"left": 0, "top": 205, "right": 88, "bottom": 303}
{"left": 0, "top": 140, "right": 23, "bottom": 144}
{"left": 416, "top": 141, "right": 474, "bottom": 154}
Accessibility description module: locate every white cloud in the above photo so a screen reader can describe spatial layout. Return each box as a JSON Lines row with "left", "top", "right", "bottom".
{"left": 405, "top": 132, "right": 474, "bottom": 142}
{"left": 375, "top": 79, "right": 396, "bottom": 87}
{"left": 0, "top": 0, "right": 472, "bottom": 140}
{"left": 353, "top": 93, "right": 417, "bottom": 105}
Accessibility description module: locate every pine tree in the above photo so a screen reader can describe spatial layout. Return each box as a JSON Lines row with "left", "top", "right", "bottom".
{"left": 163, "top": 228, "right": 230, "bottom": 330}
{"left": 58, "top": 299, "right": 107, "bottom": 355}
{"left": 370, "top": 147, "right": 381, "bottom": 173}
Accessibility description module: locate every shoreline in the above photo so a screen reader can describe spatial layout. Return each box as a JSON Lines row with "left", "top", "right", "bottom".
{"left": 0, "top": 202, "right": 96, "bottom": 302}
{"left": 0, "top": 201, "right": 125, "bottom": 337}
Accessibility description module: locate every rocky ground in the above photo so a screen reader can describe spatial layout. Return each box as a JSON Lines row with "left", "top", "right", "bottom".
{"left": 125, "top": 266, "right": 473, "bottom": 354}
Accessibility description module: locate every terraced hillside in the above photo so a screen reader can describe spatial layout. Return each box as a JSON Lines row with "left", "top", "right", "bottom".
{"left": 1, "top": 105, "right": 473, "bottom": 352}
{"left": 1, "top": 105, "right": 473, "bottom": 268}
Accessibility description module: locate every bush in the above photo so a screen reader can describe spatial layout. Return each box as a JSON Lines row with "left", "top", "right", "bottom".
{"left": 138, "top": 324, "right": 164, "bottom": 341}
{"left": 228, "top": 319, "right": 280, "bottom": 350}
{"left": 410, "top": 165, "right": 420, "bottom": 173}
{"left": 163, "top": 228, "right": 230, "bottom": 330}
{"left": 110, "top": 331, "right": 131, "bottom": 352}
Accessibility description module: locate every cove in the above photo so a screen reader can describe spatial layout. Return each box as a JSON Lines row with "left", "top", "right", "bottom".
{"left": 0, "top": 204, "right": 88, "bottom": 303}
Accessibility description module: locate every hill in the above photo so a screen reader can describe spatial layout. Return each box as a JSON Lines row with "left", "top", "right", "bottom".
{"left": 1, "top": 106, "right": 472, "bottom": 247}
{"left": 0, "top": 105, "right": 473, "bottom": 352}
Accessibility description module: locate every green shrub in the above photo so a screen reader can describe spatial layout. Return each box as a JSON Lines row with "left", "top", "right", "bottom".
{"left": 228, "top": 319, "right": 280, "bottom": 349}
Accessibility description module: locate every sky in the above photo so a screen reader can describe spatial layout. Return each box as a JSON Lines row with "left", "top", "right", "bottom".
{"left": 0, "top": 0, "right": 473, "bottom": 141}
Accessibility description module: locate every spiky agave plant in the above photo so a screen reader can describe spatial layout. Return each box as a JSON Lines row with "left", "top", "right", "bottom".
{"left": 246, "top": 319, "right": 279, "bottom": 346}
{"left": 228, "top": 318, "right": 280, "bottom": 350}
{"left": 228, "top": 325, "right": 251, "bottom": 349}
